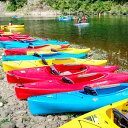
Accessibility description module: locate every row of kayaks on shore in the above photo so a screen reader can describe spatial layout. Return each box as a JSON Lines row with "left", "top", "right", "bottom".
{"left": 0, "top": 30, "right": 128, "bottom": 128}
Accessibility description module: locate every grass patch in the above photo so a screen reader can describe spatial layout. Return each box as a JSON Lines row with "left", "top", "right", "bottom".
{"left": 0, "top": 118, "right": 9, "bottom": 123}
{"left": 65, "top": 112, "right": 84, "bottom": 118}
{"left": 0, "top": 98, "right": 8, "bottom": 104}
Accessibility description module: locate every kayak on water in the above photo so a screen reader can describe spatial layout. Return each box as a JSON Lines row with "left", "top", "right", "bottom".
{"left": 6, "top": 64, "right": 118, "bottom": 83}
{"left": 60, "top": 99, "right": 128, "bottom": 128}
{"left": 0, "top": 25, "right": 25, "bottom": 28}
{"left": 15, "top": 73, "right": 128, "bottom": 99}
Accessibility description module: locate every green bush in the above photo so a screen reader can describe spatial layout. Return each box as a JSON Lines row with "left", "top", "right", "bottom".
{"left": 6, "top": 0, "right": 27, "bottom": 11}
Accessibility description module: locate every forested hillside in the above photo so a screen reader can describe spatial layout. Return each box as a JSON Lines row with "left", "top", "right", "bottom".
{"left": 0, "top": 0, "right": 128, "bottom": 16}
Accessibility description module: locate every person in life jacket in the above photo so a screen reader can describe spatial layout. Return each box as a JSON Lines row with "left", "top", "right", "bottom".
{"left": 82, "top": 16, "right": 87, "bottom": 22}
{"left": 8, "top": 21, "right": 13, "bottom": 26}
{"left": 77, "top": 17, "right": 82, "bottom": 23}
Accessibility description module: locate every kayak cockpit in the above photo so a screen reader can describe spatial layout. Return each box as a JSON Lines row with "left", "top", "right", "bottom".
{"left": 79, "top": 84, "right": 128, "bottom": 96}
{"left": 49, "top": 64, "right": 87, "bottom": 76}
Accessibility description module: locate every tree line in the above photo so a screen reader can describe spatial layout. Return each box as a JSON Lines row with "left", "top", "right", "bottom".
{"left": 0, "top": 0, "right": 128, "bottom": 15}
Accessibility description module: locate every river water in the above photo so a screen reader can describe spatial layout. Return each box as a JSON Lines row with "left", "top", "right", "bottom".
{"left": 0, "top": 16, "right": 128, "bottom": 71}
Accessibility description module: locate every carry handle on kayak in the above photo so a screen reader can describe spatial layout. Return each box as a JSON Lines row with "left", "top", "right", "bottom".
{"left": 55, "top": 58, "right": 71, "bottom": 60}
{"left": 78, "top": 73, "right": 97, "bottom": 78}
{"left": 99, "top": 84, "right": 120, "bottom": 89}
{"left": 63, "top": 63, "right": 81, "bottom": 66}
{"left": 51, "top": 48, "right": 68, "bottom": 52}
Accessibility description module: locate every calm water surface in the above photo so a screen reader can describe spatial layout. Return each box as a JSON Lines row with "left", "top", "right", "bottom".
{"left": 0, "top": 16, "right": 128, "bottom": 71}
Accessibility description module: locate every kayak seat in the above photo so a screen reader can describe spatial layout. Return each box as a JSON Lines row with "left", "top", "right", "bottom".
{"left": 42, "top": 58, "right": 48, "bottom": 65}
{"left": 60, "top": 71, "right": 72, "bottom": 75}
{"left": 113, "top": 108, "right": 128, "bottom": 127}
{"left": 33, "top": 53, "right": 41, "bottom": 57}
{"left": 50, "top": 65, "right": 60, "bottom": 75}
{"left": 62, "top": 77, "right": 74, "bottom": 84}
{"left": 29, "top": 42, "right": 33, "bottom": 45}
{"left": 51, "top": 48, "right": 57, "bottom": 52}
{"left": 28, "top": 45, "right": 33, "bottom": 48}
{"left": 84, "top": 86, "right": 98, "bottom": 95}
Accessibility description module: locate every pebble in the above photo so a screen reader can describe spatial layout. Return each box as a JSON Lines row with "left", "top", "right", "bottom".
{"left": 0, "top": 102, "right": 3, "bottom": 107}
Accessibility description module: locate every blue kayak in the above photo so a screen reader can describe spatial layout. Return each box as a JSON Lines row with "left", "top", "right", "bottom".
{"left": 28, "top": 83, "right": 128, "bottom": 115}
{"left": 2, "top": 52, "right": 88, "bottom": 61}
{"left": 0, "top": 40, "right": 69, "bottom": 49}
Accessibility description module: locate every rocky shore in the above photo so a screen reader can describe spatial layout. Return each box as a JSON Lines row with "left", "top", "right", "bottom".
{"left": 0, "top": 44, "right": 127, "bottom": 128}
{"left": 0, "top": 48, "right": 73, "bottom": 128}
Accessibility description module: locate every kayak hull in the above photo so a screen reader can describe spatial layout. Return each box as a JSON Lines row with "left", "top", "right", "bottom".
{"left": 3, "top": 52, "right": 88, "bottom": 61}
{"left": 28, "top": 83, "right": 128, "bottom": 115}
{"left": 60, "top": 99, "right": 128, "bottom": 128}
{"left": 3, "top": 58, "right": 107, "bottom": 72}
{"left": 7, "top": 64, "right": 118, "bottom": 83}
{"left": 15, "top": 73, "right": 128, "bottom": 99}
{"left": 0, "top": 25, "right": 25, "bottom": 28}
{"left": 4, "top": 44, "right": 69, "bottom": 55}
{"left": 0, "top": 40, "right": 69, "bottom": 49}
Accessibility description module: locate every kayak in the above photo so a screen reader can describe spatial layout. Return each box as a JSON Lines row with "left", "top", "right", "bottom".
{"left": 4, "top": 41, "right": 69, "bottom": 49}
{"left": 28, "top": 83, "right": 128, "bottom": 115}
{"left": 60, "top": 99, "right": 128, "bottom": 128}
{"left": 3, "top": 58, "right": 107, "bottom": 72}
{"left": 6, "top": 64, "right": 118, "bottom": 83}
{"left": 3, "top": 52, "right": 88, "bottom": 61}
{"left": 0, "top": 25, "right": 25, "bottom": 28}
{"left": 0, "top": 40, "right": 69, "bottom": 49}
{"left": 0, "top": 37, "right": 14, "bottom": 41}
{"left": 0, "top": 30, "right": 4, "bottom": 34}
{"left": 12, "top": 16, "right": 22, "bottom": 19}
{"left": 27, "top": 48, "right": 91, "bottom": 55}
{"left": 4, "top": 44, "right": 69, "bottom": 55}
{"left": 15, "top": 73, "right": 128, "bottom": 99}
{"left": 0, "top": 36, "right": 48, "bottom": 42}
{"left": 74, "top": 23, "right": 89, "bottom": 26}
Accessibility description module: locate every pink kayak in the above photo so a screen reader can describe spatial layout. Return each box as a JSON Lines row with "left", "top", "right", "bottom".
{"left": 7, "top": 64, "right": 118, "bottom": 83}
{"left": 15, "top": 72, "right": 128, "bottom": 99}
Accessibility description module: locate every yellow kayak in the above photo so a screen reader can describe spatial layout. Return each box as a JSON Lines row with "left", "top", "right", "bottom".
{"left": 0, "top": 25, "right": 24, "bottom": 28}
{"left": 0, "top": 32, "right": 13, "bottom": 35}
{"left": 60, "top": 99, "right": 128, "bottom": 128}
{"left": 27, "top": 48, "right": 91, "bottom": 55}
{"left": 3, "top": 58, "right": 107, "bottom": 72}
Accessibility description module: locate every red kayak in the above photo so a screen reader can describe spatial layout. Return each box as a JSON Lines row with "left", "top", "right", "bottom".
{"left": 4, "top": 44, "right": 69, "bottom": 55}
{"left": 0, "top": 37, "right": 14, "bottom": 41}
{"left": 7, "top": 64, "right": 118, "bottom": 83}
{"left": 0, "top": 30, "right": 4, "bottom": 34}
{"left": 0, "top": 36, "right": 48, "bottom": 41}
{"left": 15, "top": 72, "right": 128, "bottom": 99}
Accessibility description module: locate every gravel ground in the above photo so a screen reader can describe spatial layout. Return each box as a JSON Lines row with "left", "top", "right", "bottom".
{"left": 0, "top": 45, "right": 127, "bottom": 128}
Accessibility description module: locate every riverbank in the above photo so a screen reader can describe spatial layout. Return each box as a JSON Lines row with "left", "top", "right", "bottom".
{"left": 0, "top": 1, "right": 61, "bottom": 18}
{"left": 0, "top": 1, "right": 128, "bottom": 18}
{"left": 0, "top": 43, "right": 127, "bottom": 128}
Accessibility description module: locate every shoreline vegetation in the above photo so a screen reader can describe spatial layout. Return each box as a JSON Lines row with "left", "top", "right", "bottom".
{"left": 0, "top": 0, "right": 128, "bottom": 17}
